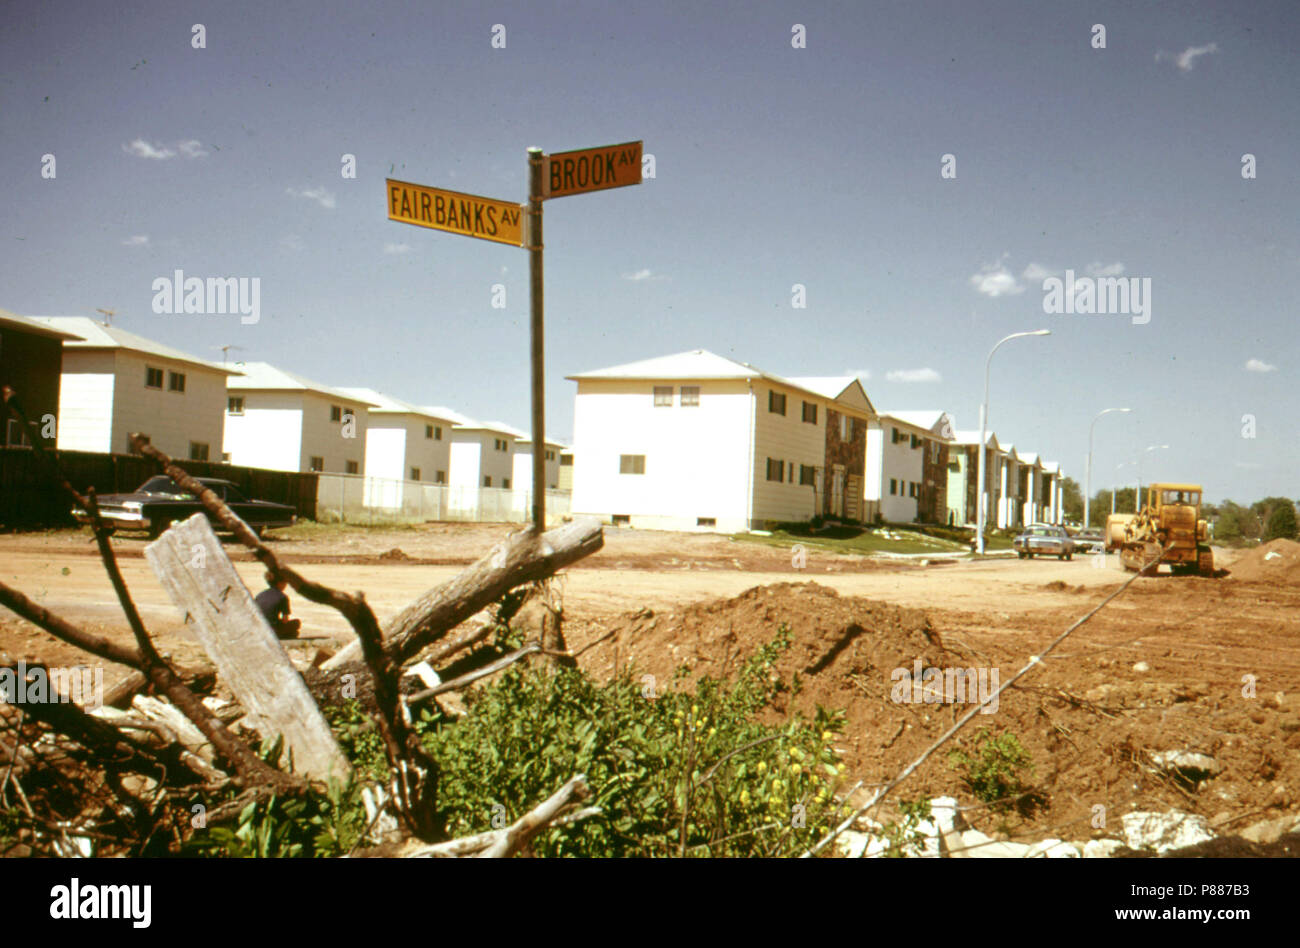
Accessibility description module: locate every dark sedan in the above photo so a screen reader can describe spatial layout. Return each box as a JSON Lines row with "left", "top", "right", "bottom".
{"left": 73, "top": 476, "right": 297, "bottom": 538}
{"left": 1013, "top": 523, "right": 1074, "bottom": 560}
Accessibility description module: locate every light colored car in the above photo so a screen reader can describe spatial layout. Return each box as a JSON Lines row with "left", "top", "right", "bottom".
{"left": 1013, "top": 523, "right": 1074, "bottom": 560}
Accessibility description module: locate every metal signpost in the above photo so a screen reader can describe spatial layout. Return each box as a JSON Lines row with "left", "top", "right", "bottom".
{"left": 386, "top": 141, "right": 643, "bottom": 533}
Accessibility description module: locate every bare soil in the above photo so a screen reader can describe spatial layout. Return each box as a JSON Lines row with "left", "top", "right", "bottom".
{"left": 3, "top": 524, "right": 1297, "bottom": 846}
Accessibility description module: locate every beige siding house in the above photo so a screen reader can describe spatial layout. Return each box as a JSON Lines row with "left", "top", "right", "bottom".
{"left": 568, "top": 350, "right": 876, "bottom": 532}
{"left": 32, "top": 316, "right": 234, "bottom": 461}
{"left": 225, "top": 362, "right": 375, "bottom": 473}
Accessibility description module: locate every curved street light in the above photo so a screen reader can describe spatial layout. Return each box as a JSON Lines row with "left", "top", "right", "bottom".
{"left": 1084, "top": 408, "right": 1132, "bottom": 529}
{"left": 976, "top": 329, "right": 1051, "bottom": 554}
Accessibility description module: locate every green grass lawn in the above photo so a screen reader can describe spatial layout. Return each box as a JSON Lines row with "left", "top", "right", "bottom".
{"left": 731, "top": 522, "right": 1016, "bottom": 557}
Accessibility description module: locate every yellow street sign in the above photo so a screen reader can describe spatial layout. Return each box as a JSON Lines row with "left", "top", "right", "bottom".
{"left": 545, "top": 141, "right": 643, "bottom": 199}
{"left": 386, "top": 179, "right": 524, "bottom": 246}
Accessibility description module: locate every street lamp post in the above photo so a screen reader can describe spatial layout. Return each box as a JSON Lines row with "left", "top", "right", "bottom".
{"left": 1136, "top": 444, "right": 1170, "bottom": 511}
{"left": 976, "top": 329, "right": 1051, "bottom": 555}
{"left": 1085, "top": 408, "right": 1132, "bottom": 530}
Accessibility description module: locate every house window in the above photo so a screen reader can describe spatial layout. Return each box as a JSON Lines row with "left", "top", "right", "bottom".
{"left": 227, "top": 396, "right": 244, "bottom": 415}
{"left": 503, "top": 478, "right": 511, "bottom": 489}
{"left": 410, "top": 467, "right": 421, "bottom": 481}
{"left": 168, "top": 371, "right": 186, "bottom": 393}
{"left": 493, "top": 438, "right": 508, "bottom": 452}
{"left": 189, "top": 442, "right": 210, "bottom": 461}
{"left": 653, "top": 386, "right": 673, "bottom": 407}
{"left": 309, "top": 456, "right": 324, "bottom": 472}
{"left": 221, "top": 452, "right": 231, "bottom": 462}
{"left": 560, "top": 455, "right": 573, "bottom": 466}
{"left": 697, "top": 517, "right": 716, "bottom": 527}
{"left": 765, "top": 458, "right": 784, "bottom": 482}
{"left": 345, "top": 460, "right": 359, "bottom": 474}
{"left": 330, "top": 405, "right": 342, "bottom": 422}
{"left": 799, "top": 464, "right": 816, "bottom": 486}
{"left": 768, "top": 391, "right": 786, "bottom": 415}
{"left": 619, "top": 454, "right": 646, "bottom": 475}
{"left": 889, "top": 478, "right": 897, "bottom": 495}
{"left": 484, "top": 476, "right": 492, "bottom": 487}
{"left": 840, "top": 415, "right": 851, "bottom": 440}
{"left": 891, "top": 427, "right": 901, "bottom": 444}
{"left": 435, "top": 470, "right": 446, "bottom": 484}
{"left": 680, "top": 386, "right": 700, "bottom": 407}
{"left": 910, "top": 434, "right": 920, "bottom": 449}
{"left": 545, "top": 449, "right": 556, "bottom": 461}
{"left": 5, "top": 418, "right": 31, "bottom": 447}
{"left": 801, "top": 402, "right": 817, "bottom": 424}
{"left": 145, "top": 367, "right": 163, "bottom": 389}
{"left": 612, "top": 514, "right": 631, "bottom": 526}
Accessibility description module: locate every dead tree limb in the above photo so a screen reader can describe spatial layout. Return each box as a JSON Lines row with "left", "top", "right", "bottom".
{"left": 130, "top": 437, "right": 438, "bottom": 836}
{"left": 405, "top": 643, "right": 542, "bottom": 707}
{"left": 324, "top": 516, "right": 604, "bottom": 671}
{"left": 479, "top": 774, "right": 591, "bottom": 858}
{"left": 406, "top": 804, "right": 603, "bottom": 858}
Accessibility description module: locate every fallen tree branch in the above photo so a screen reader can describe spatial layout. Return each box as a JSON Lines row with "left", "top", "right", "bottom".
{"left": 480, "top": 774, "right": 592, "bottom": 858}
{"left": 406, "top": 643, "right": 542, "bottom": 707}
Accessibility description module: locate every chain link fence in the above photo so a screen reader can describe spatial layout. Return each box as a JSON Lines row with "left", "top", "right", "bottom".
{"left": 314, "top": 473, "right": 571, "bottom": 525}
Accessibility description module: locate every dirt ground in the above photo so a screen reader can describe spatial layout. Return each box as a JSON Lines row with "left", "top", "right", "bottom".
{"left": 3, "top": 523, "right": 1298, "bottom": 846}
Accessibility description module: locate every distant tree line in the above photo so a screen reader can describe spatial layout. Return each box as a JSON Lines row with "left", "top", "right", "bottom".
{"left": 1070, "top": 482, "right": 1297, "bottom": 542}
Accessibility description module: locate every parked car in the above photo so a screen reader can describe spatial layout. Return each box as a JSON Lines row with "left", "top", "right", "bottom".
{"left": 1071, "top": 529, "right": 1106, "bottom": 555}
{"left": 1013, "top": 523, "right": 1074, "bottom": 560}
{"left": 72, "top": 475, "right": 297, "bottom": 538}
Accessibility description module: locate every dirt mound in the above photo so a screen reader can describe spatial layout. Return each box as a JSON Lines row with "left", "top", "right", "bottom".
{"left": 1228, "top": 538, "right": 1300, "bottom": 584}
{"left": 570, "top": 580, "right": 1300, "bottom": 840}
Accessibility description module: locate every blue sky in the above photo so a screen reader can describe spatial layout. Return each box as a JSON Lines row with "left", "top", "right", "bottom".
{"left": 2, "top": 0, "right": 1296, "bottom": 502}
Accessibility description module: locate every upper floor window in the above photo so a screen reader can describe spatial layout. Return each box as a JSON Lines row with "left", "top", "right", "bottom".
{"left": 227, "top": 396, "right": 245, "bottom": 415}
{"left": 680, "top": 386, "right": 700, "bottom": 407}
{"left": 801, "top": 402, "right": 817, "bottom": 424}
{"left": 308, "top": 456, "right": 324, "bottom": 472}
{"left": 168, "top": 371, "right": 186, "bottom": 393}
{"left": 145, "top": 367, "right": 163, "bottom": 389}
{"left": 619, "top": 454, "right": 646, "bottom": 475}
{"left": 653, "top": 386, "right": 673, "bottom": 407}
{"left": 345, "top": 460, "right": 359, "bottom": 474}
{"left": 768, "top": 391, "right": 787, "bottom": 415}
{"left": 330, "top": 405, "right": 342, "bottom": 422}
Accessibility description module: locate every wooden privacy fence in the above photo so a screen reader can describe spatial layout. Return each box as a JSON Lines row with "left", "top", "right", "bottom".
{"left": 0, "top": 447, "right": 318, "bottom": 528}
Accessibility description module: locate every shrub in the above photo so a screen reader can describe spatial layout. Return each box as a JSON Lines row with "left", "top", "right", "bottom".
{"left": 947, "top": 728, "right": 1036, "bottom": 814}
{"left": 418, "top": 626, "right": 849, "bottom": 857}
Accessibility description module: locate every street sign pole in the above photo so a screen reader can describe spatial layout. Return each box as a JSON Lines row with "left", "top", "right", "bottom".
{"left": 527, "top": 147, "right": 546, "bottom": 534}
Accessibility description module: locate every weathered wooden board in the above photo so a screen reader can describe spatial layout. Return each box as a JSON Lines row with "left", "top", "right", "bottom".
{"left": 144, "top": 515, "right": 349, "bottom": 782}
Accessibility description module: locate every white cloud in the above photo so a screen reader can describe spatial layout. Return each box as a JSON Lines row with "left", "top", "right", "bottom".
{"left": 623, "top": 269, "right": 654, "bottom": 281}
{"left": 1021, "top": 262, "right": 1059, "bottom": 282}
{"left": 1085, "top": 261, "right": 1125, "bottom": 277}
{"left": 122, "top": 139, "right": 176, "bottom": 160}
{"left": 177, "top": 139, "right": 209, "bottom": 158}
{"left": 886, "top": 368, "right": 942, "bottom": 383}
{"left": 1245, "top": 358, "right": 1277, "bottom": 373}
{"left": 1156, "top": 43, "right": 1219, "bottom": 71}
{"left": 121, "top": 235, "right": 149, "bottom": 247}
{"left": 969, "top": 255, "right": 1024, "bottom": 297}
{"left": 383, "top": 242, "right": 412, "bottom": 255}
{"left": 286, "top": 186, "right": 337, "bottom": 210}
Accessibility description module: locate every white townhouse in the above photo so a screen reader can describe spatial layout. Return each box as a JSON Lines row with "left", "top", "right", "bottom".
{"left": 224, "top": 362, "right": 375, "bottom": 474}
{"left": 997, "top": 444, "right": 1025, "bottom": 530}
{"left": 1039, "top": 460, "right": 1065, "bottom": 525}
{"left": 866, "top": 411, "right": 954, "bottom": 524}
{"left": 31, "top": 316, "right": 235, "bottom": 462}
{"left": 946, "top": 429, "right": 1003, "bottom": 528}
{"left": 434, "top": 409, "right": 518, "bottom": 490}
{"left": 512, "top": 434, "right": 567, "bottom": 492}
{"left": 567, "top": 350, "right": 877, "bottom": 533}
{"left": 337, "top": 388, "right": 457, "bottom": 507}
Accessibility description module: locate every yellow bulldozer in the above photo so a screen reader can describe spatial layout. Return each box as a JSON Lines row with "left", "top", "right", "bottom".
{"left": 1116, "top": 482, "right": 1214, "bottom": 575}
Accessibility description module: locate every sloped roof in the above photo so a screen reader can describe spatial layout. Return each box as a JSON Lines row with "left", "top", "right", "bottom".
{"left": 570, "top": 350, "right": 875, "bottom": 414}
{"left": 787, "top": 376, "right": 876, "bottom": 417}
{"left": 423, "top": 406, "right": 519, "bottom": 436}
{"left": 1041, "top": 460, "right": 1060, "bottom": 474}
{"left": 30, "top": 316, "right": 239, "bottom": 374}
{"left": 0, "top": 308, "right": 80, "bottom": 341}
{"left": 227, "top": 362, "right": 376, "bottom": 405}
{"left": 878, "top": 410, "right": 951, "bottom": 436}
{"left": 338, "top": 387, "right": 458, "bottom": 421}
{"left": 1018, "top": 451, "right": 1041, "bottom": 466}
{"left": 953, "top": 429, "right": 1000, "bottom": 449}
